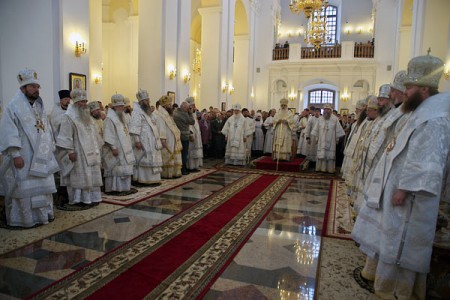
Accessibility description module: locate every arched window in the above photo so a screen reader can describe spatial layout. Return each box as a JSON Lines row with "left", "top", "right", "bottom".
{"left": 313, "top": 5, "right": 338, "bottom": 45}
{"left": 308, "top": 89, "right": 335, "bottom": 110}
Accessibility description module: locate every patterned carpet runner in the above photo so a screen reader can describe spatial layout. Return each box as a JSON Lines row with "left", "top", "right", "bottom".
{"left": 322, "top": 180, "right": 354, "bottom": 240}
{"left": 29, "top": 174, "right": 292, "bottom": 300}
{"left": 254, "top": 156, "right": 304, "bottom": 172}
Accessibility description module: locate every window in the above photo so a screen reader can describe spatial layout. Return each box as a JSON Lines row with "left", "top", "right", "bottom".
{"left": 308, "top": 89, "right": 335, "bottom": 110}
{"left": 313, "top": 5, "right": 338, "bottom": 45}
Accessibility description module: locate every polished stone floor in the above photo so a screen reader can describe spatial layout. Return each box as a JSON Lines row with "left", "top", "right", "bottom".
{"left": 0, "top": 160, "right": 348, "bottom": 299}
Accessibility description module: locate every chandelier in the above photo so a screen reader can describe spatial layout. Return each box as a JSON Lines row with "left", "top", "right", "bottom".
{"left": 289, "top": 0, "right": 328, "bottom": 19}
{"left": 192, "top": 48, "right": 201, "bottom": 75}
{"left": 304, "top": 12, "right": 328, "bottom": 49}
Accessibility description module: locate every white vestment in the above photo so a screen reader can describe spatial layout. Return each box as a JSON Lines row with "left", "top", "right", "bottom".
{"left": 56, "top": 105, "right": 103, "bottom": 204}
{"left": 244, "top": 117, "right": 256, "bottom": 160}
{"left": 103, "top": 109, "right": 136, "bottom": 192}
{"left": 222, "top": 114, "right": 250, "bottom": 165}
{"left": 252, "top": 119, "right": 264, "bottom": 152}
{"left": 311, "top": 114, "right": 345, "bottom": 173}
{"left": 272, "top": 109, "right": 295, "bottom": 161}
{"left": 129, "top": 103, "right": 163, "bottom": 184}
{"left": 156, "top": 107, "right": 182, "bottom": 178}
{"left": 352, "top": 93, "right": 450, "bottom": 299}
{"left": 341, "top": 118, "right": 368, "bottom": 183}
{"left": 296, "top": 116, "right": 308, "bottom": 154}
{"left": 187, "top": 113, "right": 203, "bottom": 170}
{"left": 0, "top": 91, "right": 58, "bottom": 227}
{"left": 302, "top": 116, "right": 319, "bottom": 161}
{"left": 49, "top": 104, "right": 66, "bottom": 139}
{"left": 263, "top": 116, "right": 274, "bottom": 154}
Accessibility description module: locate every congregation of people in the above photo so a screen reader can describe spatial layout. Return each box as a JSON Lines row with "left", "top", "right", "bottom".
{"left": 0, "top": 52, "right": 449, "bottom": 299}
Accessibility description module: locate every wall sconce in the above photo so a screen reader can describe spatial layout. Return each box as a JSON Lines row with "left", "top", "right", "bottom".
{"left": 75, "top": 41, "right": 87, "bottom": 57}
{"left": 357, "top": 27, "right": 363, "bottom": 34}
{"left": 344, "top": 21, "right": 352, "bottom": 35}
{"left": 444, "top": 64, "right": 449, "bottom": 80}
{"left": 288, "top": 92, "right": 297, "bottom": 101}
{"left": 168, "top": 65, "right": 176, "bottom": 80}
{"left": 222, "top": 82, "right": 228, "bottom": 93}
{"left": 341, "top": 91, "right": 350, "bottom": 102}
{"left": 93, "top": 74, "right": 102, "bottom": 84}
{"left": 228, "top": 84, "right": 235, "bottom": 95}
{"left": 182, "top": 70, "right": 191, "bottom": 83}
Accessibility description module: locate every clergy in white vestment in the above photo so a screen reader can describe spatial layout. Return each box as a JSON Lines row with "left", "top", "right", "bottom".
{"left": 251, "top": 112, "right": 265, "bottom": 157}
{"left": 185, "top": 97, "right": 203, "bottom": 172}
{"left": 263, "top": 109, "right": 276, "bottom": 154}
{"left": 352, "top": 55, "right": 450, "bottom": 300}
{"left": 156, "top": 95, "right": 183, "bottom": 178}
{"left": 301, "top": 108, "right": 321, "bottom": 168}
{"left": 222, "top": 104, "right": 251, "bottom": 165}
{"left": 56, "top": 89, "right": 103, "bottom": 206}
{"left": 296, "top": 109, "right": 309, "bottom": 156}
{"left": 49, "top": 89, "right": 71, "bottom": 139}
{"left": 272, "top": 98, "right": 295, "bottom": 161}
{"left": 311, "top": 104, "right": 345, "bottom": 173}
{"left": 341, "top": 98, "right": 368, "bottom": 183}
{"left": 88, "top": 101, "right": 105, "bottom": 151}
{"left": 0, "top": 69, "right": 59, "bottom": 227}
{"left": 129, "top": 89, "right": 163, "bottom": 186}
{"left": 103, "top": 94, "right": 137, "bottom": 194}
{"left": 242, "top": 108, "right": 256, "bottom": 162}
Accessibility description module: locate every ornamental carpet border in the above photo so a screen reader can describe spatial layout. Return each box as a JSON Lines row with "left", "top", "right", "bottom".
{"left": 322, "top": 180, "right": 354, "bottom": 240}
{"left": 216, "top": 162, "right": 336, "bottom": 179}
{"left": 29, "top": 173, "right": 293, "bottom": 300}
{"left": 102, "top": 168, "right": 217, "bottom": 206}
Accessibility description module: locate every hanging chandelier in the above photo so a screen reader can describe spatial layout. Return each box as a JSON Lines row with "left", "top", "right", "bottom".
{"left": 289, "top": 0, "right": 328, "bottom": 19}
{"left": 192, "top": 48, "right": 201, "bottom": 75}
{"left": 304, "top": 12, "right": 328, "bottom": 49}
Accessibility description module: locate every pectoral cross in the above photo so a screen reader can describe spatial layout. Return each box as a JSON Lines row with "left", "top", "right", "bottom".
{"left": 35, "top": 119, "right": 45, "bottom": 133}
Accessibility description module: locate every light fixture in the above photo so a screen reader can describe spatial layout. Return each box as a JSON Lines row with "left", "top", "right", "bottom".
{"left": 289, "top": 0, "right": 328, "bottom": 19}
{"left": 344, "top": 21, "right": 352, "bottom": 35}
{"left": 341, "top": 90, "right": 350, "bottom": 102}
{"left": 444, "top": 64, "right": 449, "bottom": 80}
{"left": 357, "top": 27, "right": 363, "bottom": 34}
{"left": 168, "top": 65, "right": 176, "bottom": 80}
{"left": 288, "top": 92, "right": 297, "bottom": 101}
{"left": 93, "top": 74, "right": 102, "bottom": 84}
{"left": 222, "top": 82, "right": 228, "bottom": 93}
{"left": 228, "top": 83, "right": 235, "bottom": 95}
{"left": 75, "top": 41, "right": 87, "bottom": 57}
{"left": 192, "top": 48, "right": 201, "bottom": 75}
{"left": 182, "top": 69, "right": 191, "bottom": 83}
{"left": 304, "top": 12, "right": 328, "bottom": 49}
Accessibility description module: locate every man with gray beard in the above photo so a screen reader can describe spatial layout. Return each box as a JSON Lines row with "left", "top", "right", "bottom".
{"left": 103, "top": 94, "right": 137, "bottom": 195}
{"left": 56, "top": 89, "right": 103, "bottom": 207}
{"left": 311, "top": 104, "right": 345, "bottom": 173}
{"left": 129, "top": 89, "right": 163, "bottom": 186}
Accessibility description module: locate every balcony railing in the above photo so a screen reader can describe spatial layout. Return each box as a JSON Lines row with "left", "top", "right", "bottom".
{"left": 272, "top": 48, "right": 289, "bottom": 60}
{"left": 354, "top": 43, "right": 374, "bottom": 58}
{"left": 301, "top": 44, "right": 341, "bottom": 59}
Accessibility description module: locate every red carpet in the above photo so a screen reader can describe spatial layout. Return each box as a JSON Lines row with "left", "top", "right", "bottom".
{"left": 29, "top": 174, "right": 293, "bottom": 300}
{"left": 255, "top": 156, "right": 304, "bottom": 172}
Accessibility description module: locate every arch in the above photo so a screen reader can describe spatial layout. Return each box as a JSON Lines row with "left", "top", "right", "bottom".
{"left": 302, "top": 83, "right": 339, "bottom": 110}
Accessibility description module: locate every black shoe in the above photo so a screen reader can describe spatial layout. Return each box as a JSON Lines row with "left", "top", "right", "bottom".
{"left": 187, "top": 169, "right": 200, "bottom": 173}
{"left": 182, "top": 171, "right": 189, "bottom": 175}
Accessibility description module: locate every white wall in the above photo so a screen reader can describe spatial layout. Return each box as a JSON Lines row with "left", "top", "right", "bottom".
{"left": 89, "top": 0, "right": 103, "bottom": 102}
{"left": 233, "top": 36, "right": 250, "bottom": 108}
{"left": 0, "top": 0, "right": 59, "bottom": 109}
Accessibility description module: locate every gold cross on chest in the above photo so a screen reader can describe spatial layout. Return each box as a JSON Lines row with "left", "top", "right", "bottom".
{"left": 35, "top": 119, "right": 45, "bottom": 133}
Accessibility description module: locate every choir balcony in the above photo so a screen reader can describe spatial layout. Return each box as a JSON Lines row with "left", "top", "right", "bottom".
{"left": 272, "top": 41, "right": 374, "bottom": 61}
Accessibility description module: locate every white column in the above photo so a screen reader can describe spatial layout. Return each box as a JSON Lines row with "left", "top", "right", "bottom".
{"left": 410, "top": 0, "right": 425, "bottom": 57}
{"left": 199, "top": 7, "right": 223, "bottom": 109}
{"left": 89, "top": 0, "right": 102, "bottom": 102}
{"left": 221, "top": 0, "right": 236, "bottom": 109}
{"left": 138, "top": 0, "right": 164, "bottom": 100}
{"left": 233, "top": 35, "right": 250, "bottom": 108}
{"left": 176, "top": 0, "right": 191, "bottom": 103}
{"left": 164, "top": 0, "right": 178, "bottom": 100}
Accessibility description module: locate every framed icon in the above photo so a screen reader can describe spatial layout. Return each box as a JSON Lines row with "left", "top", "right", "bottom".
{"left": 69, "top": 73, "right": 86, "bottom": 90}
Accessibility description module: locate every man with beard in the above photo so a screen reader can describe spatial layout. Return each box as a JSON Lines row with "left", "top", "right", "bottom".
{"left": 156, "top": 95, "right": 182, "bottom": 178}
{"left": 272, "top": 99, "right": 294, "bottom": 161}
{"left": 301, "top": 107, "right": 321, "bottom": 169}
{"left": 296, "top": 108, "right": 309, "bottom": 158}
{"left": 0, "top": 69, "right": 59, "bottom": 227}
{"left": 185, "top": 97, "right": 203, "bottom": 172}
{"left": 56, "top": 89, "right": 102, "bottom": 206}
{"left": 123, "top": 97, "right": 132, "bottom": 126}
{"left": 103, "top": 94, "right": 137, "bottom": 195}
{"left": 49, "top": 89, "right": 71, "bottom": 138}
{"left": 88, "top": 101, "right": 104, "bottom": 149}
{"left": 352, "top": 54, "right": 450, "bottom": 299}
{"left": 129, "top": 89, "right": 163, "bottom": 186}
{"left": 222, "top": 104, "right": 251, "bottom": 165}
{"left": 341, "top": 98, "right": 367, "bottom": 188}
{"left": 242, "top": 108, "right": 255, "bottom": 162}
{"left": 311, "top": 104, "right": 345, "bottom": 173}
{"left": 390, "top": 70, "right": 408, "bottom": 107}
{"left": 173, "top": 100, "right": 195, "bottom": 175}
